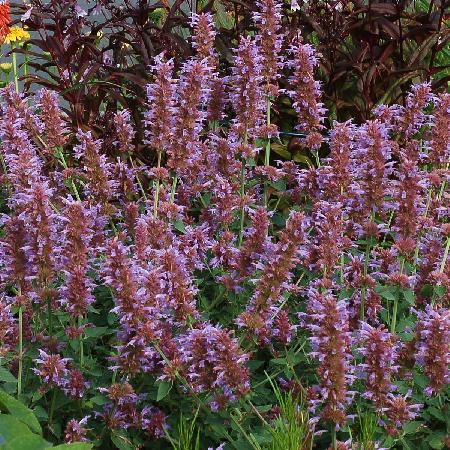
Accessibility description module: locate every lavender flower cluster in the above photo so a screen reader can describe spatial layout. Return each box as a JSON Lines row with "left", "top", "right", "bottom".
{"left": 0, "top": 1, "right": 448, "bottom": 447}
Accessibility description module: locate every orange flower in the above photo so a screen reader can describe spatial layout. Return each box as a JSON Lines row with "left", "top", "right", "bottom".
{"left": 0, "top": 1, "right": 11, "bottom": 43}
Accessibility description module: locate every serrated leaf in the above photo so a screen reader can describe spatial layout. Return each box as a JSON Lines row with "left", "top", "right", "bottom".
{"left": 156, "top": 381, "right": 172, "bottom": 402}
{"left": 0, "top": 390, "right": 42, "bottom": 435}
{"left": 375, "top": 286, "right": 397, "bottom": 302}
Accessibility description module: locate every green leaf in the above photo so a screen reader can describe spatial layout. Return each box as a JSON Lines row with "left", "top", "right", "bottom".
{"left": 433, "top": 285, "right": 446, "bottom": 298}
{"left": 375, "top": 286, "right": 397, "bottom": 302}
{"left": 84, "top": 326, "right": 109, "bottom": 338}
{"left": 403, "top": 289, "right": 415, "bottom": 305}
{"left": 0, "top": 415, "right": 49, "bottom": 450}
{"left": 156, "top": 381, "right": 172, "bottom": 402}
{"left": 0, "top": 390, "right": 42, "bottom": 435}
{"left": 429, "top": 434, "right": 445, "bottom": 449}
{"left": 0, "top": 433, "right": 50, "bottom": 450}
{"left": 0, "top": 414, "right": 31, "bottom": 441}
{"left": 172, "top": 219, "right": 186, "bottom": 234}
{"left": 214, "top": 0, "right": 234, "bottom": 30}
{"left": 0, "top": 369, "right": 17, "bottom": 384}
{"left": 53, "top": 444, "right": 93, "bottom": 450}
{"left": 89, "top": 395, "right": 108, "bottom": 406}
{"left": 110, "top": 431, "right": 134, "bottom": 450}
{"left": 271, "top": 358, "right": 287, "bottom": 365}
{"left": 403, "top": 421, "right": 422, "bottom": 434}
{"left": 413, "top": 372, "right": 428, "bottom": 389}
{"left": 427, "top": 407, "right": 445, "bottom": 422}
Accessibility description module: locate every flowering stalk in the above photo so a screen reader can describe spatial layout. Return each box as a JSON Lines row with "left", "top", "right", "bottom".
{"left": 253, "top": 0, "right": 283, "bottom": 206}
{"left": 303, "top": 288, "right": 354, "bottom": 427}
{"left": 415, "top": 305, "right": 449, "bottom": 396}
{"left": 145, "top": 54, "right": 176, "bottom": 216}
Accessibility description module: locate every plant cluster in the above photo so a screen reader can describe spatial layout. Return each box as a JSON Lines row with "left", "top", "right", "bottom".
{"left": 0, "top": 1, "right": 448, "bottom": 450}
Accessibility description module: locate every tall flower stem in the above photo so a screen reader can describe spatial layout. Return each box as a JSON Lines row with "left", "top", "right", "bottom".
{"left": 48, "top": 389, "right": 57, "bottom": 425}
{"left": 437, "top": 163, "right": 449, "bottom": 200}
{"left": 331, "top": 425, "right": 337, "bottom": 449}
{"left": 47, "top": 292, "right": 53, "bottom": 338}
{"left": 430, "top": 236, "right": 450, "bottom": 306}
{"left": 56, "top": 147, "right": 81, "bottom": 201}
{"left": 170, "top": 174, "right": 178, "bottom": 204}
{"left": 153, "top": 150, "right": 162, "bottom": 217}
{"left": 413, "top": 188, "right": 433, "bottom": 272}
{"left": 11, "top": 43, "right": 19, "bottom": 93}
{"left": 360, "top": 237, "right": 372, "bottom": 321}
{"left": 78, "top": 315, "right": 84, "bottom": 368}
{"left": 238, "top": 131, "right": 248, "bottom": 247}
{"left": 439, "top": 236, "right": 450, "bottom": 273}
{"left": 263, "top": 95, "right": 271, "bottom": 207}
{"left": 17, "top": 298, "right": 23, "bottom": 397}
{"left": 129, "top": 155, "right": 147, "bottom": 201}
{"left": 390, "top": 257, "right": 405, "bottom": 333}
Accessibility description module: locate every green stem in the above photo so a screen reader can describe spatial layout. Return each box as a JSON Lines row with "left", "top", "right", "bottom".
{"left": 413, "top": 188, "right": 433, "bottom": 272}
{"left": 47, "top": 297, "right": 53, "bottom": 338}
{"left": 390, "top": 258, "right": 405, "bottom": 333}
{"left": 129, "top": 155, "right": 147, "bottom": 201}
{"left": 381, "top": 210, "right": 395, "bottom": 246}
{"left": 238, "top": 131, "right": 248, "bottom": 247}
{"left": 0, "top": 152, "right": 11, "bottom": 197}
{"left": 23, "top": 44, "right": 29, "bottom": 78}
{"left": 437, "top": 163, "right": 449, "bottom": 200}
{"left": 331, "top": 425, "right": 337, "bottom": 450}
{"left": 153, "top": 151, "right": 162, "bottom": 217}
{"left": 11, "top": 44, "right": 19, "bottom": 93}
{"left": 360, "top": 239, "right": 371, "bottom": 321}
{"left": 78, "top": 315, "right": 84, "bottom": 368}
{"left": 313, "top": 150, "right": 321, "bottom": 167}
{"left": 17, "top": 305, "right": 23, "bottom": 397}
{"left": 48, "top": 389, "right": 57, "bottom": 425}
{"left": 439, "top": 236, "right": 450, "bottom": 274}
{"left": 57, "top": 148, "right": 81, "bottom": 201}
{"left": 238, "top": 161, "right": 246, "bottom": 247}
{"left": 170, "top": 175, "right": 178, "bottom": 204}
{"left": 264, "top": 95, "right": 271, "bottom": 207}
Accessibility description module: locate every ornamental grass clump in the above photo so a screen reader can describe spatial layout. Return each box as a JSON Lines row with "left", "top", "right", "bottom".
{"left": 0, "top": 6, "right": 448, "bottom": 450}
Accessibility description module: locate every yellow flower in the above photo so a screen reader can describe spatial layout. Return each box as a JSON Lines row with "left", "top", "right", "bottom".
{"left": 0, "top": 62, "right": 12, "bottom": 72}
{"left": 4, "top": 26, "right": 30, "bottom": 45}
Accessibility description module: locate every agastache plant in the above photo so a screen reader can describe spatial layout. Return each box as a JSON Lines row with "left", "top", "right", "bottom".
{"left": 0, "top": 10, "right": 448, "bottom": 450}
